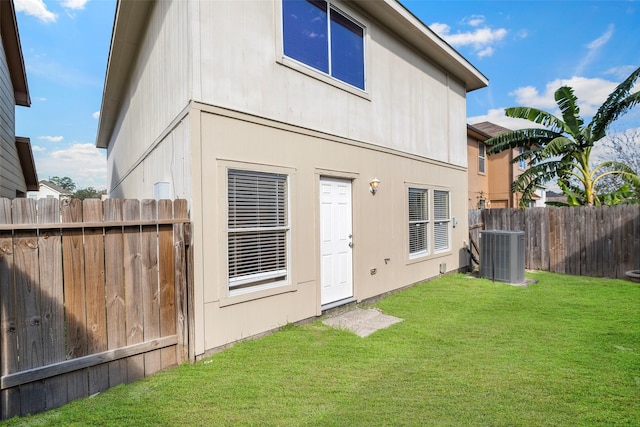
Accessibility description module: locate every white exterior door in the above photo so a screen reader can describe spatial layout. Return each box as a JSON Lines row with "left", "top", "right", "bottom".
{"left": 320, "top": 177, "right": 353, "bottom": 305}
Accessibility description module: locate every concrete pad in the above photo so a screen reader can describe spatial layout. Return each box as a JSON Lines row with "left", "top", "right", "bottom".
{"left": 322, "top": 308, "right": 403, "bottom": 337}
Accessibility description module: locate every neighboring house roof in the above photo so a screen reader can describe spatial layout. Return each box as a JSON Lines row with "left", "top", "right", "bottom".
{"left": 95, "top": 0, "right": 489, "bottom": 149}
{"left": 15, "top": 137, "right": 38, "bottom": 191}
{"left": 38, "top": 180, "right": 73, "bottom": 196}
{"left": 1, "top": 0, "right": 30, "bottom": 107}
{"left": 467, "top": 124, "right": 491, "bottom": 142}
{"left": 472, "top": 121, "right": 512, "bottom": 137}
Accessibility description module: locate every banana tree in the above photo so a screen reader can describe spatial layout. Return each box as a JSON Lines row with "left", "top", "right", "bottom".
{"left": 486, "top": 66, "right": 640, "bottom": 207}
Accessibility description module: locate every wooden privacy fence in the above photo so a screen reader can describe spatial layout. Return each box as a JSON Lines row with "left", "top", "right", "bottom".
{"left": 469, "top": 205, "right": 640, "bottom": 279}
{"left": 0, "top": 197, "right": 192, "bottom": 419}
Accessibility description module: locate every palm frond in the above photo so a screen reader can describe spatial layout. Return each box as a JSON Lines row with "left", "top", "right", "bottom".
{"left": 555, "top": 86, "right": 584, "bottom": 137}
{"left": 504, "top": 107, "right": 568, "bottom": 133}
{"left": 591, "top": 66, "right": 640, "bottom": 140}
{"left": 539, "top": 136, "right": 575, "bottom": 158}
{"left": 485, "top": 128, "right": 559, "bottom": 155}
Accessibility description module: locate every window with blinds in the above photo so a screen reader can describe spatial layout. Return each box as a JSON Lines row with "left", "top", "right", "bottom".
{"left": 433, "top": 190, "right": 450, "bottom": 253}
{"left": 408, "top": 188, "right": 429, "bottom": 257}
{"left": 227, "top": 170, "right": 289, "bottom": 293}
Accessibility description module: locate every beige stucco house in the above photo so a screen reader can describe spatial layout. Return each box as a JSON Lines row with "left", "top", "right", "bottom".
{"left": 0, "top": 0, "right": 37, "bottom": 199}
{"left": 467, "top": 121, "right": 545, "bottom": 208}
{"left": 96, "top": 0, "right": 488, "bottom": 356}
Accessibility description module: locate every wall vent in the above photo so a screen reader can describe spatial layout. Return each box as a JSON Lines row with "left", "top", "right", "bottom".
{"left": 480, "top": 230, "right": 525, "bottom": 284}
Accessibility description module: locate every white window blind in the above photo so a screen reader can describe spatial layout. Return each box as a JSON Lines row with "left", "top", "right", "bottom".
{"left": 408, "top": 188, "right": 429, "bottom": 257}
{"left": 228, "top": 170, "right": 288, "bottom": 292}
{"left": 478, "top": 142, "right": 486, "bottom": 174}
{"left": 433, "top": 190, "right": 450, "bottom": 252}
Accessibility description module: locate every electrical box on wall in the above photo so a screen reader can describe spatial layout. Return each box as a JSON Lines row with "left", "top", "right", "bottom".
{"left": 480, "top": 230, "right": 525, "bottom": 284}
{"left": 154, "top": 181, "right": 171, "bottom": 200}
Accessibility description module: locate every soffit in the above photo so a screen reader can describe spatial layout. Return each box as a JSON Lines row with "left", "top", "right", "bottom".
{"left": 1, "top": 0, "right": 30, "bottom": 106}
{"left": 96, "top": 0, "right": 154, "bottom": 149}
{"left": 15, "top": 137, "right": 38, "bottom": 191}
{"left": 352, "top": 0, "right": 488, "bottom": 92}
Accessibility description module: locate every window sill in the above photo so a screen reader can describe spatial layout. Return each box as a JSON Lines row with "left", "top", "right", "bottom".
{"left": 219, "top": 282, "right": 297, "bottom": 308}
{"left": 406, "top": 250, "right": 452, "bottom": 266}
{"left": 277, "top": 56, "right": 371, "bottom": 101}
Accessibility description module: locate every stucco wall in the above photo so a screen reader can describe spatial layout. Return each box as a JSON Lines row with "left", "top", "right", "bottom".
{"left": 467, "top": 135, "right": 489, "bottom": 209}
{"left": 191, "top": 105, "right": 469, "bottom": 352}
{"left": 107, "top": 0, "right": 471, "bottom": 198}
{"left": 106, "top": 0, "right": 193, "bottom": 196}
{"left": 196, "top": 0, "right": 468, "bottom": 168}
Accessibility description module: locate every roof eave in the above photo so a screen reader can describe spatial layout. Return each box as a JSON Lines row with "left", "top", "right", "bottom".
{"left": 1, "top": 0, "right": 30, "bottom": 107}
{"left": 96, "top": 0, "right": 154, "bottom": 149}
{"left": 353, "top": 0, "right": 488, "bottom": 92}
{"left": 16, "top": 137, "right": 39, "bottom": 191}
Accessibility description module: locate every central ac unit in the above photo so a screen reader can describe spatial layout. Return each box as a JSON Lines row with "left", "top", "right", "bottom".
{"left": 480, "top": 230, "right": 525, "bottom": 284}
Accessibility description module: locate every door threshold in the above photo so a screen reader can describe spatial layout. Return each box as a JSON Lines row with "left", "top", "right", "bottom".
{"left": 321, "top": 297, "right": 356, "bottom": 312}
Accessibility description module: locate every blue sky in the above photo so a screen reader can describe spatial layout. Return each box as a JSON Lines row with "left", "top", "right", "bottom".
{"left": 13, "top": 0, "right": 640, "bottom": 190}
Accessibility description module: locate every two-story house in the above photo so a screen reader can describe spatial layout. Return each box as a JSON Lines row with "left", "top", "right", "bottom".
{"left": 27, "top": 179, "right": 73, "bottom": 201}
{"left": 467, "top": 121, "right": 545, "bottom": 208}
{"left": 96, "top": 0, "right": 488, "bottom": 356}
{"left": 0, "top": 0, "right": 38, "bottom": 199}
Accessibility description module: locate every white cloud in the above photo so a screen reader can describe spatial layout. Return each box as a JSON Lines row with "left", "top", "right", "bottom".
{"left": 430, "top": 22, "right": 450, "bottom": 35}
{"left": 31, "top": 145, "right": 47, "bottom": 152}
{"left": 464, "top": 15, "right": 485, "bottom": 27}
{"left": 477, "top": 47, "right": 494, "bottom": 58}
{"left": 92, "top": 111, "right": 100, "bottom": 119}
{"left": 603, "top": 65, "right": 638, "bottom": 80}
{"left": 468, "top": 108, "right": 546, "bottom": 131}
{"left": 61, "top": 0, "right": 87, "bottom": 10}
{"left": 430, "top": 21, "right": 507, "bottom": 58}
{"left": 510, "top": 77, "right": 619, "bottom": 117}
{"left": 575, "top": 24, "right": 614, "bottom": 75}
{"left": 14, "top": 0, "right": 56, "bottom": 23}
{"left": 38, "top": 135, "right": 64, "bottom": 142}
{"left": 36, "top": 143, "right": 107, "bottom": 189}
{"left": 35, "top": 97, "right": 47, "bottom": 102}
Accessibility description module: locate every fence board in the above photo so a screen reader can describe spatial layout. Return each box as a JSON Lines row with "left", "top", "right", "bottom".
{"left": 158, "top": 200, "right": 176, "bottom": 368}
{"left": 123, "top": 200, "right": 144, "bottom": 382}
{"left": 13, "top": 199, "right": 45, "bottom": 416}
{"left": 174, "top": 200, "right": 190, "bottom": 363}
{"left": 61, "top": 199, "right": 89, "bottom": 402}
{"left": 0, "top": 199, "right": 19, "bottom": 419}
{"left": 141, "top": 200, "right": 161, "bottom": 376}
{"left": 472, "top": 206, "right": 639, "bottom": 279}
{"left": 83, "top": 200, "right": 109, "bottom": 395}
{"left": 104, "top": 199, "right": 127, "bottom": 387}
{"left": 37, "top": 199, "right": 67, "bottom": 411}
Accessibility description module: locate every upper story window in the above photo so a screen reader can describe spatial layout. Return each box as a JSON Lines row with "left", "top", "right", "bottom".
{"left": 478, "top": 142, "right": 486, "bottom": 174}
{"left": 282, "top": 0, "right": 365, "bottom": 90}
{"left": 518, "top": 147, "right": 526, "bottom": 169}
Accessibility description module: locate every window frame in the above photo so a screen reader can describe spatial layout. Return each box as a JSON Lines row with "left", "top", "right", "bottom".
{"left": 408, "top": 187, "right": 430, "bottom": 259}
{"left": 227, "top": 168, "right": 291, "bottom": 297}
{"left": 433, "top": 190, "right": 451, "bottom": 254}
{"left": 278, "top": 0, "right": 368, "bottom": 97}
{"left": 478, "top": 142, "right": 486, "bottom": 174}
{"left": 518, "top": 147, "right": 526, "bottom": 170}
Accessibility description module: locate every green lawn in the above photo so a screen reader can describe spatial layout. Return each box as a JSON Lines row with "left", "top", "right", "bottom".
{"left": 5, "top": 272, "right": 639, "bottom": 426}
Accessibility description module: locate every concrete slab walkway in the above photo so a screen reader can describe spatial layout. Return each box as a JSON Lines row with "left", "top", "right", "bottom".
{"left": 322, "top": 308, "right": 403, "bottom": 338}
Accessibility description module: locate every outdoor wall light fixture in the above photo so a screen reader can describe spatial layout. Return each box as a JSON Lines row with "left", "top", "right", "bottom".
{"left": 369, "top": 178, "right": 380, "bottom": 195}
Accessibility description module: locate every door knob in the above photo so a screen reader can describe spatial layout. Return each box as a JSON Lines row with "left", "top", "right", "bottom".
{"left": 348, "top": 242, "right": 353, "bottom": 248}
